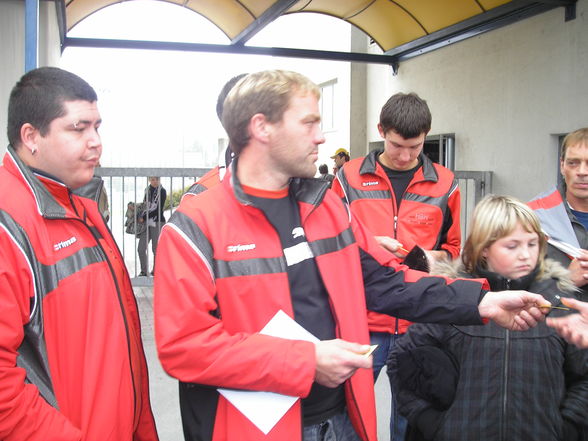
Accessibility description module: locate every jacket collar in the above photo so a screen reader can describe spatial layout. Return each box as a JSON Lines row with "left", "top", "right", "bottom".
{"left": 227, "top": 155, "right": 331, "bottom": 208}
{"left": 73, "top": 175, "right": 103, "bottom": 201}
{"left": 474, "top": 266, "right": 538, "bottom": 291}
{"left": 359, "top": 149, "right": 438, "bottom": 182}
{"left": 433, "top": 257, "right": 576, "bottom": 295}
{"left": 558, "top": 181, "right": 583, "bottom": 221}
{"left": 4, "top": 145, "right": 69, "bottom": 219}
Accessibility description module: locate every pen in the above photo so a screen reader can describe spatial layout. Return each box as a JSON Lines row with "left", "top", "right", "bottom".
{"left": 539, "top": 304, "right": 571, "bottom": 311}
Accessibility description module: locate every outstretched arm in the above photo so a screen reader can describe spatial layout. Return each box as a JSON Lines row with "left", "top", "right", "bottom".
{"left": 478, "top": 290, "right": 549, "bottom": 331}
{"left": 547, "top": 297, "right": 588, "bottom": 348}
{"left": 355, "top": 216, "right": 549, "bottom": 330}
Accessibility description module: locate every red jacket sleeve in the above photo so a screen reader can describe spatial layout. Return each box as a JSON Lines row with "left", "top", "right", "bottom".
{"left": 153, "top": 222, "right": 316, "bottom": 398}
{"left": 349, "top": 213, "right": 488, "bottom": 325}
{"left": 439, "top": 185, "right": 462, "bottom": 259}
{"left": 0, "top": 233, "right": 81, "bottom": 441}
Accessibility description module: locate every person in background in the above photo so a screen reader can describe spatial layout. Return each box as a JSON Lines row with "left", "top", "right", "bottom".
{"left": 331, "top": 147, "right": 349, "bottom": 174}
{"left": 182, "top": 73, "right": 248, "bottom": 199}
{"left": 387, "top": 195, "right": 588, "bottom": 441}
{"left": 176, "top": 73, "right": 249, "bottom": 431}
{"left": 318, "top": 163, "right": 334, "bottom": 187}
{"left": 137, "top": 176, "right": 167, "bottom": 276}
{"left": 153, "top": 69, "right": 548, "bottom": 441}
{"left": 332, "top": 92, "right": 461, "bottom": 441}
{"left": 529, "top": 128, "right": 588, "bottom": 301}
{"left": 0, "top": 66, "right": 158, "bottom": 441}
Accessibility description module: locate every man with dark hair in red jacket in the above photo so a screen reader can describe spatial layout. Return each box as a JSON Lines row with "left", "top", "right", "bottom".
{"left": 332, "top": 92, "right": 461, "bottom": 441}
{"left": 0, "top": 67, "right": 158, "bottom": 441}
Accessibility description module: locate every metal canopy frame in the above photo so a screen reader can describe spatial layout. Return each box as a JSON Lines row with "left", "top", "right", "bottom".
{"left": 384, "top": 0, "right": 577, "bottom": 61}
{"left": 231, "top": 0, "right": 300, "bottom": 46}
{"left": 57, "top": 0, "right": 576, "bottom": 73}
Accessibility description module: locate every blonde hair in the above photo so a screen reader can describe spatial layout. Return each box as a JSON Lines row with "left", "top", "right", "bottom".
{"left": 222, "top": 70, "right": 320, "bottom": 154}
{"left": 561, "top": 127, "right": 588, "bottom": 160}
{"left": 462, "top": 195, "right": 546, "bottom": 275}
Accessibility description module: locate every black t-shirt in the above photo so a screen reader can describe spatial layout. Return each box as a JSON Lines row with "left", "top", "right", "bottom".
{"left": 245, "top": 185, "right": 345, "bottom": 426}
{"left": 378, "top": 157, "right": 421, "bottom": 210}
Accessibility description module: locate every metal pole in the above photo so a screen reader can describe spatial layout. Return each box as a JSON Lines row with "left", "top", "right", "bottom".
{"left": 25, "top": 0, "right": 39, "bottom": 72}
{"left": 446, "top": 136, "right": 455, "bottom": 171}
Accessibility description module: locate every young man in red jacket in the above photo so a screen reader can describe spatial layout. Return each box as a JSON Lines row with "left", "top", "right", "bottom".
{"left": 332, "top": 92, "right": 460, "bottom": 441}
{"left": 0, "top": 67, "right": 158, "bottom": 440}
{"left": 154, "top": 70, "right": 548, "bottom": 441}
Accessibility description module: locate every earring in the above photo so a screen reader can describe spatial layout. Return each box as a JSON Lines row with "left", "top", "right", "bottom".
{"left": 30, "top": 147, "right": 37, "bottom": 155}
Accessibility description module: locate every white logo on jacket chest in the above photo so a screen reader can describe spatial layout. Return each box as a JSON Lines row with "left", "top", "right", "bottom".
{"left": 227, "top": 243, "right": 256, "bottom": 252}
{"left": 54, "top": 236, "right": 77, "bottom": 251}
{"left": 362, "top": 181, "right": 380, "bottom": 186}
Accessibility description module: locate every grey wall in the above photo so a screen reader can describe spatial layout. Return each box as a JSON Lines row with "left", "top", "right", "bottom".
{"left": 0, "top": 1, "right": 25, "bottom": 153}
{"left": 362, "top": 0, "right": 588, "bottom": 201}
{"left": 0, "top": 0, "right": 60, "bottom": 156}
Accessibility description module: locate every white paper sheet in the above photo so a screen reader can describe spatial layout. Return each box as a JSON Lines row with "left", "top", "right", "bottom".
{"left": 217, "top": 310, "right": 319, "bottom": 435}
{"left": 547, "top": 237, "right": 583, "bottom": 259}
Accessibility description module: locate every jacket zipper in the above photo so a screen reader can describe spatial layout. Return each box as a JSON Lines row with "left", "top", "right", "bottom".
{"left": 386, "top": 170, "right": 400, "bottom": 335}
{"left": 69, "top": 194, "right": 139, "bottom": 429}
{"left": 501, "top": 280, "right": 511, "bottom": 441}
{"left": 327, "top": 284, "right": 370, "bottom": 441}
{"left": 387, "top": 168, "right": 405, "bottom": 335}
{"left": 302, "top": 206, "right": 371, "bottom": 441}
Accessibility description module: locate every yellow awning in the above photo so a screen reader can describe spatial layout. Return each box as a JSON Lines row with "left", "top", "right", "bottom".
{"left": 63, "top": 0, "right": 571, "bottom": 58}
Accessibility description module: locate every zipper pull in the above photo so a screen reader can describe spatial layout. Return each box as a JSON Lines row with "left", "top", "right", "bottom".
{"left": 394, "top": 215, "right": 398, "bottom": 235}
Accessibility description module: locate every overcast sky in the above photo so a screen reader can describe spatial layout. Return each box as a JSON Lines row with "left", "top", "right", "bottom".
{"left": 60, "top": 1, "right": 352, "bottom": 169}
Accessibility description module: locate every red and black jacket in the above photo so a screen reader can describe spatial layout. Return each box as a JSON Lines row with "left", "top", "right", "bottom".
{"left": 332, "top": 150, "right": 461, "bottom": 334}
{"left": 0, "top": 146, "right": 158, "bottom": 441}
{"left": 154, "top": 157, "right": 485, "bottom": 441}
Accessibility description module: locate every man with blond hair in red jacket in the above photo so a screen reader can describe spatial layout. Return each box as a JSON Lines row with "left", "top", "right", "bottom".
{"left": 154, "top": 70, "right": 548, "bottom": 441}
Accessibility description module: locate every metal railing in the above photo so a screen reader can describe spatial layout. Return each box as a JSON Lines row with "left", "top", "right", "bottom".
{"left": 95, "top": 168, "right": 491, "bottom": 286}
{"left": 95, "top": 167, "right": 210, "bottom": 286}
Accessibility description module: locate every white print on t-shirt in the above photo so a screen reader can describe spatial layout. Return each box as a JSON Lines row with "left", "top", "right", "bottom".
{"left": 291, "top": 227, "right": 305, "bottom": 239}
{"left": 283, "top": 242, "right": 314, "bottom": 267}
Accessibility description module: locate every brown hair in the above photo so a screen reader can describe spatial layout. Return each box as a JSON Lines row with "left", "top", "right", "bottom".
{"left": 561, "top": 127, "right": 588, "bottom": 160}
{"left": 379, "top": 92, "right": 431, "bottom": 139}
{"left": 222, "top": 70, "right": 320, "bottom": 154}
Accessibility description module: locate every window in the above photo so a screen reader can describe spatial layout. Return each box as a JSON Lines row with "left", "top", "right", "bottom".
{"left": 423, "top": 134, "right": 455, "bottom": 170}
{"left": 319, "top": 80, "right": 336, "bottom": 132}
{"left": 368, "top": 134, "right": 455, "bottom": 170}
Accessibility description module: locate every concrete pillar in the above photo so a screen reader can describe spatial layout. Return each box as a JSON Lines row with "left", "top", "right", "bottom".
{"left": 349, "top": 27, "right": 368, "bottom": 159}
